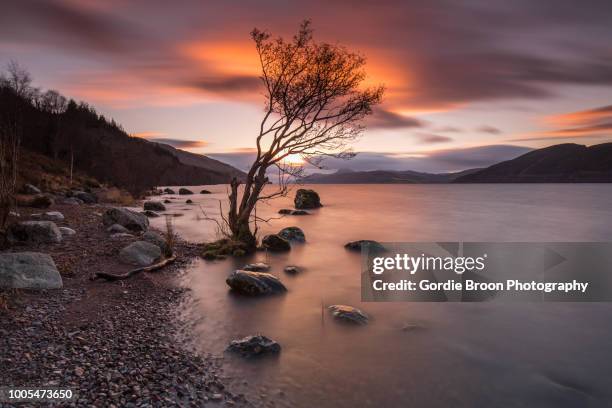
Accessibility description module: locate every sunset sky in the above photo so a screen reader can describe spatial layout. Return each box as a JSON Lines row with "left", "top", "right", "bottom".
{"left": 2, "top": 0, "right": 612, "bottom": 172}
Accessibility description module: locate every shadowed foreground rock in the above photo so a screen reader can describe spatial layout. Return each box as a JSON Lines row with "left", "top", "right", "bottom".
{"left": 143, "top": 200, "right": 166, "bottom": 211}
{"left": 8, "top": 221, "right": 62, "bottom": 244}
{"left": 102, "top": 207, "right": 149, "bottom": 232}
{"left": 328, "top": 305, "right": 369, "bottom": 325}
{"left": 226, "top": 335, "right": 281, "bottom": 357}
{"left": 294, "top": 189, "right": 322, "bottom": 209}
{"left": 262, "top": 234, "right": 291, "bottom": 251}
{"left": 0, "top": 252, "right": 62, "bottom": 289}
{"left": 226, "top": 270, "right": 287, "bottom": 295}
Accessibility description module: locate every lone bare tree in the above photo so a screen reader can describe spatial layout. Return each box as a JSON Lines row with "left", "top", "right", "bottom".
{"left": 225, "top": 20, "right": 384, "bottom": 249}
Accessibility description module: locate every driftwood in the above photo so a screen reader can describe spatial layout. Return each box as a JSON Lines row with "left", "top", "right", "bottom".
{"left": 94, "top": 255, "right": 177, "bottom": 281}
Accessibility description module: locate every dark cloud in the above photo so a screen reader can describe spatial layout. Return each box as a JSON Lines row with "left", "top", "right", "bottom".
{"left": 150, "top": 138, "right": 209, "bottom": 148}
{"left": 415, "top": 133, "right": 453, "bottom": 144}
{"left": 367, "top": 109, "right": 425, "bottom": 129}
{"left": 186, "top": 75, "right": 261, "bottom": 94}
{"left": 477, "top": 126, "right": 502, "bottom": 135}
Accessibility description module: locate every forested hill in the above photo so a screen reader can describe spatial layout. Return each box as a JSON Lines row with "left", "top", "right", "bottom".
{"left": 454, "top": 143, "right": 612, "bottom": 183}
{"left": 0, "top": 78, "right": 244, "bottom": 194}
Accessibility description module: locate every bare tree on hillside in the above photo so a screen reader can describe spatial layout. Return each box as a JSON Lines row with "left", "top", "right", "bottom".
{"left": 223, "top": 20, "right": 384, "bottom": 249}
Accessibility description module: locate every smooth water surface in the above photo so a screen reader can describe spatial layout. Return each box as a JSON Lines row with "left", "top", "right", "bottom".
{"left": 149, "top": 184, "right": 612, "bottom": 407}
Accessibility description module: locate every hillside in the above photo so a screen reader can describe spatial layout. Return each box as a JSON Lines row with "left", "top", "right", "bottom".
{"left": 454, "top": 143, "right": 612, "bottom": 183}
{"left": 304, "top": 168, "right": 479, "bottom": 184}
{"left": 0, "top": 84, "right": 244, "bottom": 194}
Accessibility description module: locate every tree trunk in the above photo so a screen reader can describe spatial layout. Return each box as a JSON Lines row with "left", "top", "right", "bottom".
{"left": 227, "top": 177, "right": 257, "bottom": 251}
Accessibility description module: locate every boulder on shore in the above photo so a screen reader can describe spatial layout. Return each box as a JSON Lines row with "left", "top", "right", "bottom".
{"left": 294, "top": 189, "right": 322, "bottom": 209}
{"left": 144, "top": 201, "right": 166, "bottom": 211}
{"left": 0, "top": 252, "right": 62, "bottom": 289}
{"left": 8, "top": 221, "right": 62, "bottom": 244}
{"left": 59, "top": 227, "right": 76, "bottom": 237}
{"left": 29, "top": 195, "right": 53, "bottom": 209}
{"left": 119, "top": 241, "right": 161, "bottom": 267}
{"left": 262, "top": 234, "right": 291, "bottom": 252}
{"left": 23, "top": 183, "right": 41, "bottom": 195}
{"left": 142, "top": 231, "right": 170, "bottom": 256}
{"left": 278, "top": 226, "right": 305, "bottom": 243}
{"left": 226, "top": 270, "right": 287, "bottom": 295}
{"left": 344, "top": 240, "right": 386, "bottom": 252}
{"left": 102, "top": 207, "right": 149, "bottom": 232}
{"left": 43, "top": 211, "right": 64, "bottom": 221}
{"left": 107, "top": 223, "right": 129, "bottom": 234}
{"left": 73, "top": 191, "right": 97, "bottom": 204}
{"left": 178, "top": 188, "right": 194, "bottom": 195}
{"left": 328, "top": 305, "right": 369, "bottom": 325}
{"left": 226, "top": 335, "right": 281, "bottom": 357}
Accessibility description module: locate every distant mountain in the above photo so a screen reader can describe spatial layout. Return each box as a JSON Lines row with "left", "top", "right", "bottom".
{"left": 156, "top": 143, "right": 245, "bottom": 181}
{"left": 304, "top": 168, "right": 479, "bottom": 184}
{"left": 454, "top": 143, "right": 612, "bottom": 183}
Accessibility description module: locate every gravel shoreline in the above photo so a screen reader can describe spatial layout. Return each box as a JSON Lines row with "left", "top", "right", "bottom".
{"left": 0, "top": 202, "right": 250, "bottom": 407}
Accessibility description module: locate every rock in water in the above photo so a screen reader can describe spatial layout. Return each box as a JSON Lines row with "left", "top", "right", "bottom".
{"left": 186, "top": 199, "right": 193, "bottom": 204}
{"left": 163, "top": 199, "right": 171, "bottom": 204}
{"left": 328, "top": 305, "right": 369, "bottom": 325}
{"left": 8, "top": 221, "right": 62, "bottom": 244}
{"left": 226, "top": 270, "right": 287, "bottom": 295}
{"left": 178, "top": 188, "right": 194, "bottom": 195}
{"left": 119, "top": 241, "right": 161, "bottom": 266}
{"left": 294, "top": 189, "right": 322, "bottom": 209}
{"left": 23, "top": 183, "right": 41, "bottom": 194}
{"left": 284, "top": 266, "right": 300, "bottom": 274}
{"left": 278, "top": 209, "right": 292, "bottom": 215}
{"left": 143, "top": 201, "right": 166, "bottom": 211}
{"left": 0, "top": 252, "right": 62, "bottom": 289}
{"left": 107, "top": 223, "right": 129, "bottom": 234}
{"left": 59, "top": 227, "right": 76, "bottom": 236}
{"left": 163, "top": 188, "right": 176, "bottom": 194}
{"left": 43, "top": 211, "right": 64, "bottom": 221}
{"left": 142, "top": 210, "right": 160, "bottom": 218}
{"left": 102, "top": 207, "right": 149, "bottom": 232}
{"left": 242, "top": 262, "right": 270, "bottom": 272}
{"left": 200, "top": 189, "right": 212, "bottom": 194}
{"left": 291, "top": 210, "right": 310, "bottom": 215}
{"left": 142, "top": 231, "right": 170, "bottom": 256}
{"left": 344, "top": 240, "right": 386, "bottom": 252}
{"left": 262, "top": 234, "right": 291, "bottom": 252}
{"left": 226, "top": 335, "right": 281, "bottom": 357}
{"left": 278, "top": 226, "right": 305, "bottom": 242}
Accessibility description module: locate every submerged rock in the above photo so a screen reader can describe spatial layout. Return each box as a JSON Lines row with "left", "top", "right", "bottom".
{"left": 163, "top": 188, "right": 175, "bottom": 194}
{"left": 294, "top": 189, "right": 322, "bottom": 209}
{"left": 119, "top": 241, "right": 161, "bottom": 266}
{"left": 102, "top": 207, "right": 149, "bottom": 232}
{"left": 178, "top": 188, "right": 194, "bottom": 195}
{"left": 226, "top": 335, "right": 281, "bottom": 357}
{"left": 186, "top": 199, "right": 193, "bottom": 204}
{"left": 278, "top": 226, "right": 305, "bottom": 242}
{"left": 290, "top": 209, "right": 310, "bottom": 215}
{"left": 344, "top": 240, "right": 386, "bottom": 252}
{"left": 8, "top": 221, "right": 62, "bottom": 244}
{"left": 226, "top": 270, "right": 287, "bottom": 295}
{"left": 163, "top": 199, "right": 172, "bottom": 204}
{"left": 328, "top": 305, "right": 369, "bottom": 325}
{"left": 262, "top": 234, "right": 291, "bottom": 252}
{"left": 144, "top": 200, "right": 166, "bottom": 211}
{"left": 0, "top": 252, "right": 62, "bottom": 289}
{"left": 242, "top": 262, "right": 270, "bottom": 272}
{"left": 200, "top": 189, "right": 212, "bottom": 194}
